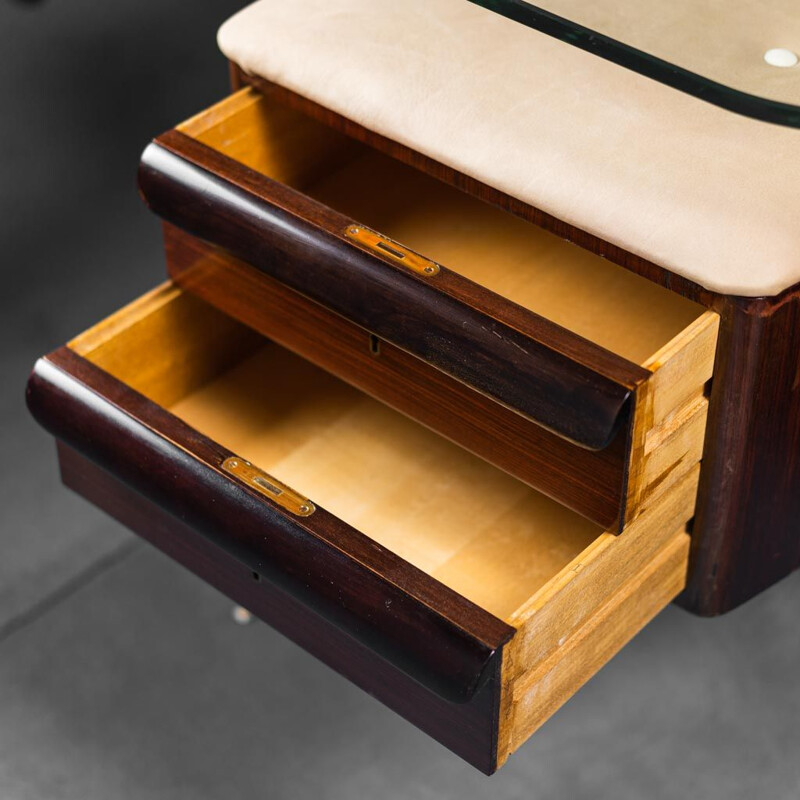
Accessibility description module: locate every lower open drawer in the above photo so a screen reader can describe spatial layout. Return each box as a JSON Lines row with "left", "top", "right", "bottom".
{"left": 27, "top": 284, "right": 697, "bottom": 774}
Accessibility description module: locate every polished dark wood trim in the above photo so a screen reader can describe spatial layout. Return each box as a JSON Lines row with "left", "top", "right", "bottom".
{"left": 26, "top": 348, "right": 513, "bottom": 703}
{"left": 57, "top": 443, "right": 504, "bottom": 774}
{"left": 165, "top": 223, "right": 628, "bottom": 529}
{"left": 138, "top": 132, "right": 649, "bottom": 451}
{"left": 680, "top": 289, "right": 800, "bottom": 614}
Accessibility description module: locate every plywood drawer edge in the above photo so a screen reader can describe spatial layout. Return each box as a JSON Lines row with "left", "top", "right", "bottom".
{"left": 626, "top": 311, "right": 718, "bottom": 521}
{"left": 498, "top": 529, "right": 690, "bottom": 765}
{"left": 505, "top": 464, "right": 699, "bottom": 675}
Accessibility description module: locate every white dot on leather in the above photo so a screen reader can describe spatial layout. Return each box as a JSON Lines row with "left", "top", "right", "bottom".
{"left": 764, "top": 48, "right": 799, "bottom": 68}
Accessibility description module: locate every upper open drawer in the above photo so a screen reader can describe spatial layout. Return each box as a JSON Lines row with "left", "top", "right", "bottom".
{"left": 138, "top": 88, "right": 719, "bottom": 528}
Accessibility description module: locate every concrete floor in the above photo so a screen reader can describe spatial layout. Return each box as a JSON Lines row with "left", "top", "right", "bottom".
{"left": 1, "top": 1, "right": 799, "bottom": 798}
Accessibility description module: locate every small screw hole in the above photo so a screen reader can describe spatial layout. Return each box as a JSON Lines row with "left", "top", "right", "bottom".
{"left": 369, "top": 334, "right": 381, "bottom": 356}
{"left": 251, "top": 571, "right": 261, "bottom": 583}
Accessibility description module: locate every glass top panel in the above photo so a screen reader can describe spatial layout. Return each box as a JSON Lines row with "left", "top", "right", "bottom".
{"left": 470, "top": 0, "right": 800, "bottom": 127}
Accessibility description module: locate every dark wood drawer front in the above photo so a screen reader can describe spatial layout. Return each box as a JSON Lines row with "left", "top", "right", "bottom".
{"left": 139, "top": 133, "right": 642, "bottom": 453}
{"left": 27, "top": 349, "right": 512, "bottom": 706}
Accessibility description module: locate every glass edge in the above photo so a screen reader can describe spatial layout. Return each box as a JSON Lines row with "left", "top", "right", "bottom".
{"left": 469, "top": 0, "right": 800, "bottom": 128}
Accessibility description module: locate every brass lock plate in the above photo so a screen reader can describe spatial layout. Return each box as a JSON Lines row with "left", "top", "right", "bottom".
{"left": 222, "top": 457, "right": 316, "bottom": 517}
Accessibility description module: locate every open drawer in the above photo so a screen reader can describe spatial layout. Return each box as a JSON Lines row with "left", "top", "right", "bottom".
{"left": 139, "top": 88, "right": 718, "bottom": 530}
{"left": 28, "top": 285, "right": 698, "bottom": 773}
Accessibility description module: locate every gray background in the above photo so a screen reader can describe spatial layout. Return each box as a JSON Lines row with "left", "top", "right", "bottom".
{"left": 1, "top": 1, "right": 798, "bottom": 797}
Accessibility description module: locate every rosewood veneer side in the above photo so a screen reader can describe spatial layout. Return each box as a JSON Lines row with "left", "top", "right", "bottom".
{"left": 682, "top": 288, "right": 800, "bottom": 614}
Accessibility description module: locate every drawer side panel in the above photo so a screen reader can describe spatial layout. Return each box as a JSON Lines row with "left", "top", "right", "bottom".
{"left": 500, "top": 530, "right": 689, "bottom": 765}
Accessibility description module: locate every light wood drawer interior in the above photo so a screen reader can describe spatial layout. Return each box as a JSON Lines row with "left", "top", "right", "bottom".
{"left": 68, "top": 284, "right": 698, "bottom": 767}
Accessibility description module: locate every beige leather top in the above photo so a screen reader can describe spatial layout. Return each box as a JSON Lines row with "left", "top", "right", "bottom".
{"left": 218, "top": 0, "right": 800, "bottom": 297}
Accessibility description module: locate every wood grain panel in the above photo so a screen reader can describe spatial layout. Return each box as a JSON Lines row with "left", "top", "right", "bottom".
{"left": 177, "top": 87, "right": 361, "bottom": 190}
{"left": 167, "top": 342, "right": 603, "bottom": 620}
{"left": 68, "top": 283, "right": 261, "bottom": 407}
